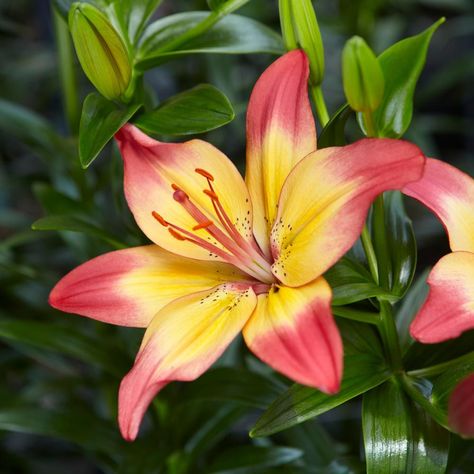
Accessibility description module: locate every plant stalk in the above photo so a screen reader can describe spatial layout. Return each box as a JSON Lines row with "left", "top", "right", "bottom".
{"left": 310, "top": 84, "right": 330, "bottom": 126}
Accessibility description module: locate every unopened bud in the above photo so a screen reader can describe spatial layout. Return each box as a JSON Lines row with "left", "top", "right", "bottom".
{"left": 342, "top": 36, "right": 384, "bottom": 112}
{"left": 69, "top": 3, "right": 131, "bottom": 100}
{"left": 279, "top": 0, "right": 325, "bottom": 86}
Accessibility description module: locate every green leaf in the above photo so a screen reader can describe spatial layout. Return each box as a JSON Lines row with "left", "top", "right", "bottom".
{"left": 361, "top": 18, "right": 445, "bottom": 138}
{"left": 53, "top": 0, "right": 110, "bottom": 19}
{"left": 33, "top": 183, "right": 85, "bottom": 215}
{"left": 0, "top": 319, "right": 130, "bottom": 376}
{"left": 79, "top": 92, "right": 140, "bottom": 168}
{"left": 382, "top": 191, "right": 417, "bottom": 298}
{"left": 0, "top": 98, "right": 68, "bottom": 161}
{"left": 363, "top": 380, "right": 449, "bottom": 473}
{"left": 0, "top": 403, "right": 122, "bottom": 455}
{"left": 111, "top": 0, "right": 163, "bottom": 44}
{"left": 207, "top": 0, "right": 251, "bottom": 15}
{"left": 325, "top": 257, "right": 394, "bottom": 305}
{"left": 32, "top": 214, "right": 126, "bottom": 249}
{"left": 250, "top": 321, "right": 390, "bottom": 437}
{"left": 178, "top": 367, "right": 286, "bottom": 409}
{"left": 137, "top": 13, "right": 283, "bottom": 69}
{"left": 208, "top": 446, "right": 303, "bottom": 473}
{"left": 134, "top": 84, "right": 234, "bottom": 136}
{"left": 318, "top": 104, "right": 352, "bottom": 148}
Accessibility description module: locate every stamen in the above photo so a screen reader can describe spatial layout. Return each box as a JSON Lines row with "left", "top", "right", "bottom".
{"left": 152, "top": 211, "right": 168, "bottom": 227}
{"left": 173, "top": 189, "right": 188, "bottom": 203}
{"left": 203, "top": 189, "right": 219, "bottom": 201}
{"left": 168, "top": 228, "right": 186, "bottom": 241}
{"left": 171, "top": 183, "right": 180, "bottom": 191}
{"left": 193, "top": 220, "right": 214, "bottom": 231}
{"left": 195, "top": 168, "right": 214, "bottom": 181}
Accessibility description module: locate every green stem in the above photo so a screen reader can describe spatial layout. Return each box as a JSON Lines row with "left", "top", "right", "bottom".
{"left": 360, "top": 225, "right": 379, "bottom": 284}
{"left": 52, "top": 8, "right": 80, "bottom": 134}
{"left": 372, "top": 194, "right": 392, "bottom": 290}
{"left": 407, "top": 351, "right": 474, "bottom": 379}
{"left": 377, "top": 300, "right": 403, "bottom": 371}
{"left": 310, "top": 84, "right": 330, "bottom": 127}
{"left": 332, "top": 306, "right": 381, "bottom": 325}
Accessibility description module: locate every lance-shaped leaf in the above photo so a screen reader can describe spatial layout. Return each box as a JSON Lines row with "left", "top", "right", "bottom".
{"left": 134, "top": 84, "right": 234, "bottom": 136}
{"left": 363, "top": 380, "right": 449, "bottom": 473}
{"left": 250, "top": 320, "right": 390, "bottom": 437}
{"left": 318, "top": 104, "right": 352, "bottom": 148}
{"left": 360, "top": 18, "right": 444, "bottom": 138}
{"left": 79, "top": 92, "right": 140, "bottom": 168}
{"left": 207, "top": 0, "right": 251, "bottom": 15}
{"left": 137, "top": 13, "right": 283, "bottom": 69}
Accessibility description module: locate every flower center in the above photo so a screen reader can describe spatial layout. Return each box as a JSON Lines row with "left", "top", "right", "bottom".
{"left": 151, "top": 168, "right": 275, "bottom": 284}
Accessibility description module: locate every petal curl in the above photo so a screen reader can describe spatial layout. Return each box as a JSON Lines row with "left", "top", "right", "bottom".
{"left": 115, "top": 124, "right": 254, "bottom": 262}
{"left": 118, "top": 283, "right": 257, "bottom": 440}
{"left": 449, "top": 373, "right": 474, "bottom": 438}
{"left": 243, "top": 278, "right": 342, "bottom": 393}
{"left": 245, "top": 50, "right": 317, "bottom": 257}
{"left": 50, "top": 245, "right": 249, "bottom": 327}
{"left": 410, "top": 251, "right": 474, "bottom": 343}
{"left": 403, "top": 158, "right": 474, "bottom": 253}
{"left": 271, "top": 138, "right": 425, "bottom": 286}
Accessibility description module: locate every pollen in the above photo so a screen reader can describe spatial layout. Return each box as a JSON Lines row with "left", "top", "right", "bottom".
{"left": 151, "top": 211, "right": 168, "bottom": 226}
{"left": 195, "top": 168, "right": 214, "bottom": 181}
{"left": 168, "top": 228, "right": 187, "bottom": 241}
{"left": 193, "top": 220, "right": 214, "bottom": 231}
{"left": 203, "top": 189, "right": 219, "bottom": 201}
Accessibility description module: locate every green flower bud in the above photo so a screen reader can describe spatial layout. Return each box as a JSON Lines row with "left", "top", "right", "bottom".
{"left": 69, "top": 3, "right": 131, "bottom": 100}
{"left": 278, "top": 0, "right": 325, "bottom": 86}
{"left": 342, "top": 36, "right": 385, "bottom": 113}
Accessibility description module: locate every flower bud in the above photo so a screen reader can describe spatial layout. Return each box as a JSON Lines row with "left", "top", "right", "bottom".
{"left": 342, "top": 36, "right": 384, "bottom": 112}
{"left": 278, "top": 0, "right": 325, "bottom": 86}
{"left": 69, "top": 3, "right": 131, "bottom": 100}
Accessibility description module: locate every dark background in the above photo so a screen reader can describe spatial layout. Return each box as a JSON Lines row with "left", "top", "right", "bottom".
{"left": 0, "top": 0, "right": 473, "bottom": 472}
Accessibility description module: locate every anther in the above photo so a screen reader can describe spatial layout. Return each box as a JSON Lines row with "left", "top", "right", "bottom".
{"left": 193, "top": 220, "right": 214, "bottom": 231}
{"left": 171, "top": 183, "right": 180, "bottom": 191}
{"left": 203, "top": 189, "right": 219, "bottom": 201}
{"left": 168, "top": 228, "right": 187, "bottom": 241}
{"left": 195, "top": 168, "right": 214, "bottom": 181}
{"left": 151, "top": 211, "right": 168, "bottom": 227}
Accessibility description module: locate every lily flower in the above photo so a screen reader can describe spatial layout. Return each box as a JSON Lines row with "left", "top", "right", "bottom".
{"left": 403, "top": 159, "right": 474, "bottom": 342}
{"left": 49, "top": 50, "right": 425, "bottom": 440}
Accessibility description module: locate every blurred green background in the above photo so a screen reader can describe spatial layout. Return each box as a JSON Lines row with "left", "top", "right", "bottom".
{"left": 0, "top": 0, "right": 473, "bottom": 472}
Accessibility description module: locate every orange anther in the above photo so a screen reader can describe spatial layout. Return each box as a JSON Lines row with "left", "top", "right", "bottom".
{"left": 168, "top": 228, "right": 187, "bottom": 241}
{"left": 193, "top": 220, "right": 214, "bottom": 231}
{"left": 151, "top": 211, "right": 168, "bottom": 226}
{"left": 171, "top": 183, "right": 180, "bottom": 191}
{"left": 195, "top": 168, "right": 214, "bottom": 181}
{"left": 203, "top": 189, "right": 219, "bottom": 201}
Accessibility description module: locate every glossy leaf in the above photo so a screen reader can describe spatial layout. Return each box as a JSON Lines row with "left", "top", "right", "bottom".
{"left": 250, "top": 321, "right": 390, "bottom": 437}
{"left": 363, "top": 380, "right": 449, "bottom": 473}
{"left": 79, "top": 92, "right": 140, "bottom": 168}
{"left": 318, "top": 104, "right": 352, "bottom": 148}
{"left": 360, "top": 18, "right": 445, "bottom": 138}
{"left": 134, "top": 84, "right": 234, "bottom": 136}
{"left": 208, "top": 446, "right": 303, "bottom": 473}
{"left": 32, "top": 215, "right": 126, "bottom": 249}
{"left": 111, "top": 0, "right": 164, "bottom": 45}
{"left": 178, "top": 367, "right": 286, "bottom": 409}
{"left": 0, "top": 319, "right": 130, "bottom": 376}
{"left": 383, "top": 191, "right": 417, "bottom": 298}
{"left": 325, "top": 257, "right": 394, "bottom": 305}
{"left": 207, "top": 0, "right": 251, "bottom": 15}
{"left": 137, "top": 13, "right": 283, "bottom": 69}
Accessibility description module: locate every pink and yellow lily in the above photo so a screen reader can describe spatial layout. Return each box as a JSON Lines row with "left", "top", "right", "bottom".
{"left": 403, "top": 159, "right": 474, "bottom": 343}
{"left": 50, "top": 50, "right": 425, "bottom": 440}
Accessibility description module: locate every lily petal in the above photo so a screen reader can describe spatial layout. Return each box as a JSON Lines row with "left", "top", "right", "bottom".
{"left": 118, "top": 283, "right": 257, "bottom": 440}
{"left": 410, "top": 251, "right": 474, "bottom": 343}
{"left": 245, "top": 50, "right": 317, "bottom": 257}
{"left": 243, "top": 277, "right": 342, "bottom": 393}
{"left": 403, "top": 158, "right": 474, "bottom": 253}
{"left": 115, "top": 124, "right": 254, "bottom": 262}
{"left": 449, "top": 373, "right": 474, "bottom": 438}
{"left": 271, "top": 138, "right": 425, "bottom": 287}
{"left": 50, "top": 245, "right": 249, "bottom": 327}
